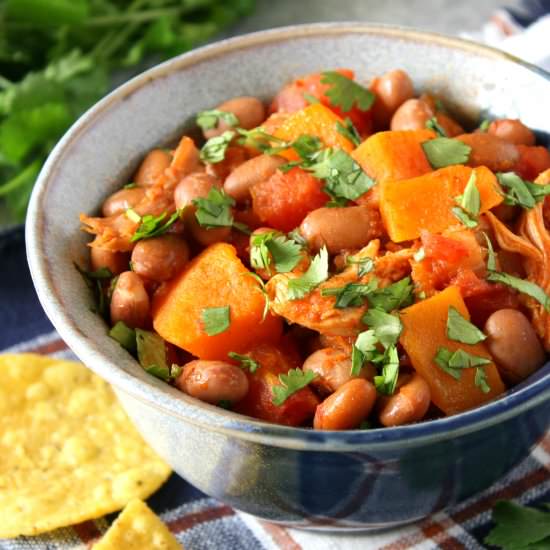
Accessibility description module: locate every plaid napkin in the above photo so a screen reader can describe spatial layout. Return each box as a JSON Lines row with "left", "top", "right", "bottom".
{"left": 2, "top": 3, "right": 550, "bottom": 546}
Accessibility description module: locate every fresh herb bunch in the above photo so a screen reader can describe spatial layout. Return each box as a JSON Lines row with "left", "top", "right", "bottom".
{"left": 0, "top": 0, "right": 255, "bottom": 220}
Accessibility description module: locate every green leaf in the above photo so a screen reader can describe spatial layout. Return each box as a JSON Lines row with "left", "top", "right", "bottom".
{"left": 307, "top": 148, "right": 375, "bottom": 202}
{"left": 336, "top": 118, "right": 361, "bottom": 146}
{"left": 228, "top": 352, "right": 260, "bottom": 373}
{"left": 250, "top": 231, "right": 302, "bottom": 274}
{"left": 287, "top": 247, "right": 329, "bottom": 300}
{"left": 435, "top": 346, "right": 491, "bottom": 380}
{"left": 421, "top": 137, "right": 471, "bottom": 169}
{"left": 362, "top": 309, "right": 402, "bottom": 349}
{"left": 446, "top": 306, "right": 486, "bottom": 344}
{"left": 130, "top": 210, "right": 181, "bottom": 242}
{"left": 452, "top": 206, "right": 478, "bottom": 228}
{"left": 74, "top": 262, "right": 112, "bottom": 318}
{"left": 366, "top": 277, "right": 414, "bottom": 312}
{"left": 109, "top": 321, "right": 136, "bottom": 353}
{"left": 200, "top": 130, "right": 235, "bottom": 163}
{"left": 346, "top": 255, "right": 374, "bottom": 277}
{"left": 288, "top": 134, "right": 323, "bottom": 160}
{"left": 145, "top": 364, "right": 182, "bottom": 383}
{"left": 136, "top": 329, "right": 170, "bottom": 375}
{"left": 6, "top": 0, "right": 89, "bottom": 26}
{"left": 485, "top": 500, "right": 550, "bottom": 550}
{"left": 237, "top": 128, "right": 286, "bottom": 152}
{"left": 196, "top": 109, "right": 239, "bottom": 131}
{"left": 457, "top": 171, "right": 481, "bottom": 216}
{"left": 272, "top": 368, "right": 317, "bottom": 406}
{"left": 303, "top": 93, "right": 320, "bottom": 104}
{"left": 425, "top": 117, "right": 447, "bottom": 137}
{"left": 475, "top": 367, "right": 491, "bottom": 394}
{"left": 483, "top": 232, "right": 497, "bottom": 271}
{"left": 374, "top": 345, "right": 400, "bottom": 395}
{"left": 320, "top": 71, "right": 375, "bottom": 112}
{"left": 193, "top": 188, "right": 234, "bottom": 228}
{"left": 321, "top": 279, "right": 378, "bottom": 308}
{"left": 497, "top": 172, "right": 550, "bottom": 209}
{"left": 351, "top": 330, "right": 378, "bottom": 376}
{"left": 478, "top": 119, "right": 491, "bottom": 132}
{"left": 201, "top": 306, "right": 231, "bottom": 336}
{"left": 487, "top": 271, "right": 550, "bottom": 312}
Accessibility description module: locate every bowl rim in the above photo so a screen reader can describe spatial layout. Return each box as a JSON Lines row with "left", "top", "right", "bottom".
{"left": 26, "top": 22, "right": 550, "bottom": 452}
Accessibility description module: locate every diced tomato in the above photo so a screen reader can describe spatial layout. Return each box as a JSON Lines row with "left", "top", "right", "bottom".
{"left": 251, "top": 167, "right": 329, "bottom": 232}
{"left": 270, "top": 69, "right": 373, "bottom": 136}
{"left": 514, "top": 145, "right": 550, "bottom": 181}
{"left": 233, "top": 343, "right": 320, "bottom": 426}
{"left": 453, "top": 269, "right": 521, "bottom": 326}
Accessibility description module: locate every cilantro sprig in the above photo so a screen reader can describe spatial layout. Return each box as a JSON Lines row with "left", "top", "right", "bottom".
{"left": 425, "top": 117, "right": 447, "bottom": 137}
{"left": 435, "top": 347, "right": 491, "bottom": 392}
{"left": 201, "top": 306, "right": 231, "bottom": 336}
{"left": 321, "top": 280, "right": 378, "bottom": 308}
{"left": 228, "top": 352, "right": 260, "bottom": 373}
{"left": 497, "top": 172, "right": 550, "bottom": 209}
{"left": 421, "top": 137, "right": 471, "bottom": 169}
{"left": 136, "top": 329, "right": 182, "bottom": 382}
{"left": 272, "top": 368, "right": 317, "bottom": 406}
{"left": 346, "top": 255, "right": 374, "bottom": 277}
{"left": 446, "top": 307, "right": 486, "bottom": 344}
{"left": 320, "top": 71, "right": 375, "bottom": 112}
{"left": 199, "top": 130, "right": 235, "bottom": 163}
{"left": 250, "top": 231, "right": 302, "bottom": 275}
{"left": 192, "top": 188, "right": 234, "bottom": 228}
{"left": 336, "top": 118, "right": 362, "bottom": 146}
{"left": 129, "top": 209, "right": 181, "bottom": 242}
{"left": 196, "top": 109, "right": 239, "bottom": 131}
{"left": 366, "top": 277, "right": 414, "bottom": 312}
{"left": 487, "top": 272, "right": 550, "bottom": 311}
{"left": 74, "top": 262, "right": 113, "bottom": 318}
{"left": 287, "top": 247, "right": 329, "bottom": 300}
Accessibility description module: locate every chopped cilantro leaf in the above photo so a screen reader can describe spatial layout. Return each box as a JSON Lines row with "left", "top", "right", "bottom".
{"left": 193, "top": 188, "right": 234, "bottom": 228}
{"left": 200, "top": 130, "right": 235, "bottom": 163}
{"left": 125, "top": 207, "right": 141, "bottom": 223}
{"left": 250, "top": 231, "right": 302, "bottom": 274}
{"left": 307, "top": 148, "right": 375, "bottom": 203}
{"left": 145, "top": 364, "right": 182, "bottom": 382}
{"left": 346, "top": 255, "right": 375, "bottom": 277}
{"left": 435, "top": 347, "right": 491, "bottom": 380}
{"left": 109, "top": 321, "right": 136, "bottom": 353}
{"left": 421, "top": 137, "right": 471, "bottom": 169}
{"left": 374, "top": 345, "right": 400, "bottom": 395}
{"left": 452, "top": 207, "right": 478, "bottom": 228}
{"left": 475, "top": 367, "right": 491, "bottom": 394}
{"left": 272, "top": 368, "right": 316, "bottom": 406}
{"left": 487, "top": 271, "right": 550, "bottom": 311}
{"left": 482, "top": 232, "right": 497, "bottom": 271}
{"left": 228, "top": 352, "right": 260, "bottom": 373}
{"left": 446, "top": 306, "right": 487, "bottom": 344}
{"left": 237, "top": 128, "right": 285, "bottom": 152}
{"left": 497, "top": 172, "right": 550, "bottom": 209}
{"left": 336, "top": 118, "right": 362, "bottom": 146}
{"left": 130, "top": 210, "right": 181, "bottom": 242}
{"left": 124, "top": 182, "right": 137, "bottom": 189}
{"left": 303, "top": 92, "right": 320, "bottom": 104}
{"left": 478, "top": 119, "right": 491, "bottom": 132}
{"left": 458, "top": 171, "right": 481, "bottom": 216}
{"left": 245, "top": 271, "right": 270, "bottom": 322}
{"left": 196, "top": 109, "right": 239, "bottom": 131}
{"left": 425, "top": 117, "right": 447, "bottom": 137}
{"left": 485, "top": 500, "right": 550, "bottom": 549}
{"left": 321, "top": 71, "right": 375, "bottom": 112}
{"left": 201, "top": 306, "right": 231, "bottom": 336}
{"left": 287, "top": 247, "right": 329, "bottom": 300}
{"left": 135, "top": 329, "right": 180, "bottom": 382}
{"left": 74, "top": 262, "right": 112, "bottom": 318}
{"left": 233, "top": 221, "right": 251, "bottom": 234}
{"left": 321, "top": 279, "right": 378, "bottom": 308}
{"left": 362, "top": 309, "right": 402, "bottom": 349}
{"left": 351, "top": 329, "right": 379, "bottom": 376}
{"left": 366, "top": 277, "right": 414, "bottom": 312}
{"left": 287, "top": 228, "right": 308, "bottom": 248}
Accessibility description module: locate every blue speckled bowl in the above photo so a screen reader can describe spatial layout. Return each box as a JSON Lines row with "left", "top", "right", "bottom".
{"left": 26, "top": 23, "right": 550, "bottom": 530}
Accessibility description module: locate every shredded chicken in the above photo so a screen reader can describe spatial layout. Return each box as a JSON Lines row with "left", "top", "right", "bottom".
{"left": 80, "top": 136, "right": 199, "bottom": 252}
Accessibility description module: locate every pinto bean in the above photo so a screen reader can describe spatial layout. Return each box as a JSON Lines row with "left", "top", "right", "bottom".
{"left": 303, "top": 348, "right": 373, "bottom": 396}
{"left": 484, "top": 309, "right": 546, "bottom": 383}
{"left": 101, "top": 187, "right": 146, "bottom": 217}
{"left": 371, "top": 69, "right": 415, "bottom": 128}
{"left": 456, "top": 133, "right": 519, "bottom": 172}
{"left": 174, "top": 172, "right": 231, "bottom": 246}
{"left": 90, "top": 247, "right": 129, "bottom": 275}
{"left": 134, "top": 149, "right": 172, "bottom": 187}
{"left": 175, "top": 360, "right": 249, "bottom": 404}
{"left": 390, "top": 98, "right": 432, "bottom": 131}
{"left": 110, "top": 271, "right": 150, "bottom": 329}
{"left": 224, "top": 154, "right": 287, "bottom": 201}
{"left": 299, "top": 206, "right": 382, "bottom": 253}
{"left": 378, "top": 373, "right": 431, "bottom": 427}
{"left": 488, "top": 119, "right": 535, "bottom": 146}
{"left": 313, "top": 379, "right": 377, "bottom": 430}
{"left": 203, "top": 96, "right": 265, "bottom": 139}
{"left": 131, "top": 235, "right": 189, "bottom": 282}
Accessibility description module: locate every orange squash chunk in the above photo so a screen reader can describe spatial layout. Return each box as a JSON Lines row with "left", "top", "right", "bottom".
{"left": 379, "top": 165, "right": 503, "bottom": 242}
{"left": 351, "top": 129, "right": 436, "bottom": 182}
{"left": 152, "top": 243, "right": 282, "bottom": 360}
{"left": 273, "top": 103, "right": 354, "bottom": 160}
{"left": 400, "top": 286, "right": 505, "bottom": 415}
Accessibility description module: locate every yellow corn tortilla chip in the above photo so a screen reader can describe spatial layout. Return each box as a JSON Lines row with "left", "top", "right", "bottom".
{"left": 93, "top": 499, "right": 182, "bottom": 550}
{"left": 0, "top": 353, "right": 171, "bottom": 537}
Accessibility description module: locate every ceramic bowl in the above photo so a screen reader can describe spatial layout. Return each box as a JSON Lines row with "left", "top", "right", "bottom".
{"left": 26, "top": 23, "right": 550, "bottom": 530}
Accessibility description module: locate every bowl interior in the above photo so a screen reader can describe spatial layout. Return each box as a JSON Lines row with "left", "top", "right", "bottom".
{"left": 27, "top": 23, "right": 550, "bottom": 449}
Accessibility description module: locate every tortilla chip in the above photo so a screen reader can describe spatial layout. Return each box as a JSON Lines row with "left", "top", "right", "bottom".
{"left": 93, "top": 499, "right": 182, "bottom": 550}
{"left": 0, "top": 353, "right": 171, "bottom": 537}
